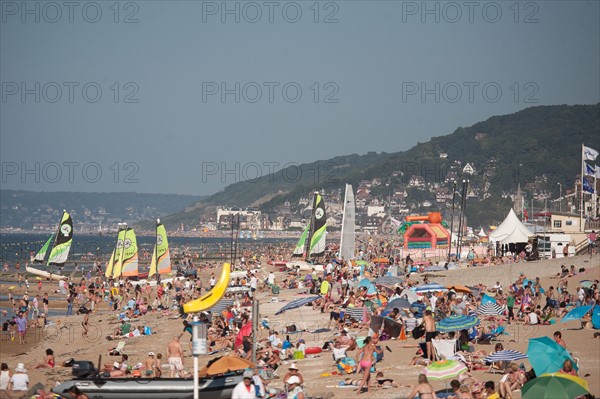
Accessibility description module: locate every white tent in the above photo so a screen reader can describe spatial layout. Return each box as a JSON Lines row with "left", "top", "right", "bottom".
{"left": 489, "top": 209, "right": 533, "bottom": 244}
{"left": 477, "top": 227, "right": 487, "bottom": 237}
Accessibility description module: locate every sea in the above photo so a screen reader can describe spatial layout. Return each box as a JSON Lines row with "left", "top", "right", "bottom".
{"left": 0, "top": 233, "right": 296, "bottom": 267}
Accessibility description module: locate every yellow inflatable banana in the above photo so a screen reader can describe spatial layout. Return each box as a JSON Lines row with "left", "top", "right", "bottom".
{"left": 183, "top": 263, "right": 231, "bottom": 313}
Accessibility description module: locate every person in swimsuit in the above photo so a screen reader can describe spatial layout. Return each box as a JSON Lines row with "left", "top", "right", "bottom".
{"left": 424, "top": 310, "right": 437, "bottom": 361}
{"left": 407, "top": 374, "right": 438, "bottom": 399}
{"left": 372, "top": 371, "right": 400, "bottom": 388}
{"left": 34, "top": 349, "right": 55, "bottom": 369}
{"left": 354, "top": 336, "right": 376, "bottom": 395}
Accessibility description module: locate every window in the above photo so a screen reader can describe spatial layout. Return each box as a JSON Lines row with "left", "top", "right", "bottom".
{"left": 565, "top": 220, "right": 573, "bottom": 226}
{"left": 553, "top": 220, "right": 562, "bottom": 228}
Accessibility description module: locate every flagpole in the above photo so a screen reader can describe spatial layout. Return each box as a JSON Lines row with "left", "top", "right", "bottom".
{"left": 580, "top": 144, "right": 585, "bottom": 232}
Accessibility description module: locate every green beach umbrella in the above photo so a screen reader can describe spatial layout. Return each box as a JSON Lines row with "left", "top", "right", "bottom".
{"left": 522, "top": 373, "right": 589, "bottom": 399}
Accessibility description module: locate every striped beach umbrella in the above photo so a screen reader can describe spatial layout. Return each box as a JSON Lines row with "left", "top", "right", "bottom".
{"left": 436, "top": 315, "right": 480, "bottom": 333}
{"left": 424, "top": 360, "right": 467, "bottom": 380}
{"left": 484, "top": 349, "right": 528, "bottom": 363}
{"left": 415, "top": 283, "right": 448, "bottom": 293}
{"left": 477, "top": 302, "right": 505, "bottom": 316}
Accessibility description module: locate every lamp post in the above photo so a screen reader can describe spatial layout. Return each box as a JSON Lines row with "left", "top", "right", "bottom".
{"left": 192, "top": 316, "right": 207, "bottom": 399}
{"left": 557, "top": 182, "right": 562, "bottom": 212}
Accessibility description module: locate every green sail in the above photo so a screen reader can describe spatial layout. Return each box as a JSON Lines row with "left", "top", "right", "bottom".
{"left": 111, "top": 229, "right": 127, "bottom": 278}
{"left": 34, "top": 234, "right": 54, "bottom": 263}
{"left": 120, "top": 228, "right": 139, "bottom": 277}
{"left": 291, "top": 224, "right": 309, "bottom": 257}
{"left": 47, "top": 211, "right": 73, "bottom": 265}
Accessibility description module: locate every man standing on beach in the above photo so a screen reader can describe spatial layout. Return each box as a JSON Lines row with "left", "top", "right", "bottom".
{"left": 167, "top": 336, "right": 187, "bottom": 378}
{"left": 423, "top": 310, "right": 436, "bottom": 361}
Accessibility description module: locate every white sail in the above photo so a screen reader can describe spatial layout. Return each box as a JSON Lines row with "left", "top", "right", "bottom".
{"left": 339, "top": 184, "right": 356, "bottom": 260}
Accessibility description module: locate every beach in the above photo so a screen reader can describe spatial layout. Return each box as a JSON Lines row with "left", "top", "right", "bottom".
{"left": 0, "top": 253, "right": 599, "bottom": 398}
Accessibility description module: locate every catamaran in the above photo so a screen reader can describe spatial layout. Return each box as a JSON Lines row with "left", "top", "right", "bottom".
{"left": 287, "top": 191, "right": 327, "bottom": 271}
{"left": 26, "top": 210, "right": 72, "bottom": 280}
{"left": 104, "top": 225, "right": 139, "bottom": 280}
{"left": 148, "top": 218, "right": 172, "bottom": 279}
{"left": 339, "top": 183, "right": 356, "bottom": 261}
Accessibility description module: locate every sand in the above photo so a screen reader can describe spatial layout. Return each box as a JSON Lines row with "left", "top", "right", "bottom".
{"left": 0, "top": 254, "right": 599, "bottom": 398}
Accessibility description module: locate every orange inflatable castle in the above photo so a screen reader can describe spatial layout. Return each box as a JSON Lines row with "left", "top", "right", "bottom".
{"left": 401, "top": 212, "right": 450, "bottom": 251}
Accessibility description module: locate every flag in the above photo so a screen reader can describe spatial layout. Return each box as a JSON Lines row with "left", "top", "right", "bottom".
{"left": 585, "top": 163, "right": 596, "bottom": 177}
{"left": 582, "top": 177, "right": 595, "bottom": 194}
{"left": 583, "top": 145, "right": 599, "bottom": 161}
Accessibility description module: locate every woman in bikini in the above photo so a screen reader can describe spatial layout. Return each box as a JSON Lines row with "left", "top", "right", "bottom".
{"left": 407, "top": 374, "right": 438, "bottom": 399}
{"left": 354, "top": 336, "right": 376, "bottom": 394}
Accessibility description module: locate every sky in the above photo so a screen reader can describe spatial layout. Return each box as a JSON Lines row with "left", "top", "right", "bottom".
{"left": 1, "top": 0, "right": 599, "bottom": 196}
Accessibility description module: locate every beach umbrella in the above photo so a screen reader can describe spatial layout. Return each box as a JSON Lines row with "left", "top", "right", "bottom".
{"left": 358, "top": 278, "right": 377, "bottom": 295}
{"left": 527, "top": 336, "right": 578, "bottom": 375}
{"left": 346, "top": 307, "right": 370, "bottom": 323}
{"left": 477, "top": 303, "right": 506, "bottom": 316}
{"left": 415, "top": 283, "right": 448, "bottom": 293}
{"left": 372, "top": 257, "right": 389, "bottom": 263}
{"left": 447, "top": 285, "right": 472, "bottom": 294}
{"left": 373, "top": 276, "right": 403, "bottom": 286}
{"left": 423, "top": 360, "right": 467, "bottom": 380}
{"left": 234, "top": 322, "right": 252, "bottom": 349}
{"left": 579, "top": 280, "right": 594, "bottom": 289}
{"left": 275, "top": 296, "right": 320, "bottom": 315}
{"left": 560, "top": 305, "right": 593, "bottom": 323}
{"left": 304, "top": 274, "right": 313, "bottom": 281}
{"left": 401, "top": 289, "right": 419, "bottom": 304}
{"left": 199, "top": 356, "right": 254, "bottom": 377}
{"left": 208, "top": 299, "right": 235, "bottom": 315}
{"left": 423, "top": 265, "right": 445, "bottom": 272}
{"left": 354, "top": 260, "right": 368, "bottom": 266}
{"left": 370, "top": 315, "right": 402, "bottom": 338}
{"left": 592, "top": 305, "right": 600, "bottom": 329}
{"left": 484, "top": 350, "right": 528, "bottom": 363}
{"left": 521, "top": 373, "right": 589, "bottom": 399}
{"left": 480, "top": 294, "right": 497, "bottom": 305}
{"left": 385, "top": 298, "right": 412, "bottom": 311}
{"left": 436, "top": 315, "right": 480, "bottom": 333}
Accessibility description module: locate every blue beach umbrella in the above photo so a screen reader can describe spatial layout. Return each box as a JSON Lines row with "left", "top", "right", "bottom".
{"left": 481, "top": 294, "right": 497, "bottom": 305}
{"left": 560, "top": 306, "right": 593, "bottom": 323}
{"left": 358, "top": 278, "right": 377, "bottom": 295}
{"left": 592, "top": 305, "right": 600, "bottom": 329}
{"left": 436, "top": 315, "right": 480, "bottom": 333}
{"left": 275, "top": 296, "right": 321, "bottom": 315}
{"left": 527, "top": 336, "right": 578, "bottom": 376}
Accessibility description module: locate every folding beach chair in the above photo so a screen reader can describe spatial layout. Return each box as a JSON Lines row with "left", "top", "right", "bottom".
{"left": 432, "top": 338, "right": 459, "bottom": 361}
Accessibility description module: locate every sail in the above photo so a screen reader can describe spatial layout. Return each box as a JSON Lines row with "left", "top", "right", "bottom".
{"left": 339, "top": 184, "right": 356, "bottom": 260}
{"left": 111, "top": 229, "right": 127, "bottom": 278}
{"left": 47, "top": 211, "right": 73, "bottom": 265}
{"left": 149, "top": 221, "right": 171, "bottom": 277}
{"left": 309, "top": 194, "right": 327, "bottom": 257}
{"left": 291, "top": 224, "right": 309, "bottom": 257}
{"left": 104, "top": 249, "right": 115, "bottom": 278}
{"left": 34, "top": 234, "right": 54, "bottom": 263}
{"left": 120, "top": 228, "right": 139, "bottom": 277}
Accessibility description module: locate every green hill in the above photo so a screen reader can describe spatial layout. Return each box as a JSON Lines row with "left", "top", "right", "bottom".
{"left": 162, "top": 104, "right": 600, "bottom": 228}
